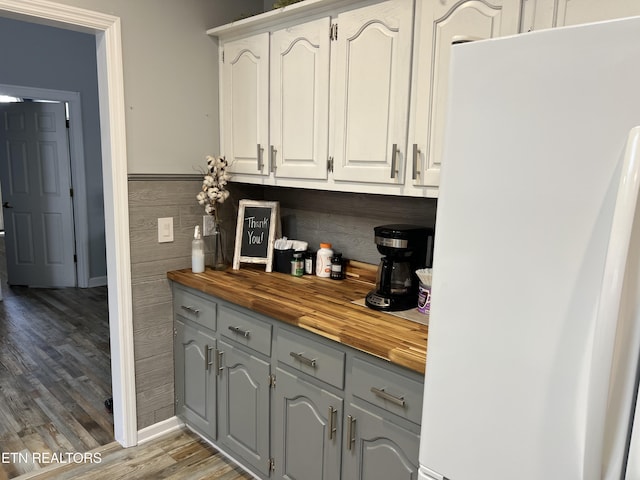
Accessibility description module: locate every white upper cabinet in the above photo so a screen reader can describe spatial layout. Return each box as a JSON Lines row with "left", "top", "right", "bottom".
{"left": 211, "top": 0, "right": 640, "bottom": 197}
{"left": 221, "top": 33, "right": 270, "bottom": 176}
{"left": 408, "top": 0, "right": 521, "bottom": 192}
{"left": 270, "top": 17, "right": 331, "bottom": 180}
{"left": 521, "top": 0, "right": 640, "bottom": 31}
{"left": 331, "top": 0, "right": 414, "bottom": 185}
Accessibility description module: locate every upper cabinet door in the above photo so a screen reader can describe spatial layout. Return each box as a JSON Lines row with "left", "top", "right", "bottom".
{"left": 221, "top": 33, "right": 270, "bottom": 176}
{"left": 520, "top": 0, "right": 640, "bottom": 31}
{"left": 409, "top": 0, "right": 521, "bottom": 189}
{"left": 271, "top": 18, "right": 331, "bottom": 180}
{"left": 331, "top": 0, "right": 414, "bottom": 185}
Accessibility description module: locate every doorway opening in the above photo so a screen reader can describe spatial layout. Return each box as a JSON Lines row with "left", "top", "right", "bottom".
{"left": 0, "top": 0, "right": 137, "bottom": 453}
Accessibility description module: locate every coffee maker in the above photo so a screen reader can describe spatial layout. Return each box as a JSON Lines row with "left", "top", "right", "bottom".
{"left": 365, "top": 224, "right": 434, "bottom": 311}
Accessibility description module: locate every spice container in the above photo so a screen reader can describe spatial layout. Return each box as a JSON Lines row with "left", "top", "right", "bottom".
{"left": 304, "top": 250, "right": 316, "bottom": 275}
{"left": 291, "top": 252, "right": 304, "bottom": 277}
{"left": 316, "top": 243, "right": 333, "bottom": 278}
{"left": 330, "top": 252, "right": 344, "bottom": 280}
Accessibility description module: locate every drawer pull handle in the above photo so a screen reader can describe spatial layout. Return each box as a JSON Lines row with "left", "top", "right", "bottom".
{"left": 205, "top": 344, "right": 213, "bottom": 371}
{"left": 257, "top": 143, "right": 263, "bottom": 171}
{"left": 216, "top": 350, "right": 224, "bottom": 376}
{"left": 180, "top": 305, "right": 200, "bottom": 316}
{"left": 328, "top": 406, "right": 337, "bottom": 440}
{"left": 370, "top": 387, "right": 406, "bottom": 407}
{"left": 228, "top": 325, "right": 251, "bottom": 338}
{"left": 390, "top": 143, "right": 399, "bottom": 179}
{"left": 289, "top": 351, "right": 317, "bottom": 368}
{"left": 346, "top": 415, "right": 356, "bottom": 450}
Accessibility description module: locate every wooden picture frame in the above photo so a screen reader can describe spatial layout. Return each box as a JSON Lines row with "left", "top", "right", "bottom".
{"left": 232, "top": 200, "right": 281, "bottom": 272}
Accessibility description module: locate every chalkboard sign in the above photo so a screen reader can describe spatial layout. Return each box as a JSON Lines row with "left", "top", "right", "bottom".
{"left": 232, "top": 200, "right": 281, "bottom": 272}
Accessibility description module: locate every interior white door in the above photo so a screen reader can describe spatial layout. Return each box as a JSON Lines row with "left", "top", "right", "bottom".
{"left": 0, "top": 102, "right": 76, "bottom": 287}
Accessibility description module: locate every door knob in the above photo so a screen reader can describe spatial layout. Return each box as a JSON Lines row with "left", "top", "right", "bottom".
{"left": 2, "top": 202, "right": 13, "bottom": 208}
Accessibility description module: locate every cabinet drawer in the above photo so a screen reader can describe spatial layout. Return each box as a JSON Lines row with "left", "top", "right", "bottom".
{"left": 173, "top": 286, "right": 217, "bottom": 331}
{"left": 351, "top": 357, "right": 423, "bottom": 425}
{"left": 219, "top": 305, "right": 272, "bottom": 356}
{"left": 277, "top": 329, "right": 345, "bottom": 389}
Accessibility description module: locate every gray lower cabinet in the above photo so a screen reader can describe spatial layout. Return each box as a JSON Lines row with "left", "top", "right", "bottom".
{"left": 273, "top": 367, "right": 343, "bottom": 480}
{"left": 218, "top": 338, "right": 271, "bottom": 477}
{"left": 172, "top": 284, "right": 424, "bottom": 479}
{"left": 174, "top": 318, "right": 217, "bottom": 440}
{"left": 342, "top": 403, "right": 420, "bottom": 480}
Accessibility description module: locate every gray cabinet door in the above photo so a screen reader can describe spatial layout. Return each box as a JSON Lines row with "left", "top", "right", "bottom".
{"left": 342, "top": 403, "right": 419, "bottom": 480}
{"left": 218, "top": 339, "right": 271, "bottom": 477}
{"left": 273, "top": 367, "right": 342, "bottom": 480}
{"left": 174, "top": 318, "right": 216, "bottom": 439}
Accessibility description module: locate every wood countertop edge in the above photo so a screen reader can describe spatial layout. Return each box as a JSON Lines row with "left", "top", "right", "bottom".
{"left": 167, "top": 267, "right": 427, "bottom": 375}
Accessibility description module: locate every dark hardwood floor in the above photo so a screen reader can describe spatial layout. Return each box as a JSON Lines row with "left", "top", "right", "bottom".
{"left": 0, "top": 235, "right": 114, "bottom": 479}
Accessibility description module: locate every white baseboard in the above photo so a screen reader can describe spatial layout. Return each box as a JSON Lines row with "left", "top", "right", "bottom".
{"left": 137, "top": 416, "right": 184, "bottom": 445}
{"left": 88, "top": 275, "right": 108, "bottom": 287}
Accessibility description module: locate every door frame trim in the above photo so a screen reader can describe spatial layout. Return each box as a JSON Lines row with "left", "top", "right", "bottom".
{"left": 0, "top": 0, "right": 137, "bottom": 447}
{"left": 0, "top": 85, "right": 90, "bottom": 288}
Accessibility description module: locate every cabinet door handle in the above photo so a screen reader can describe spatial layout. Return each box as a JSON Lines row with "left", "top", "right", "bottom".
{"left": 412, "top": 143, "right": 420, "bottom": 180}
{"left": 216, "top": 350, "right": 224, "bottom": 376}
{"left": 257, "top": 143, "right": 263, "bottom": 171}
{"left": 205, "top": 344, "right": 213, "bottom": 371}
{"left": 346, "top": 415, "right": 356, "bottom": 450}
{"left": 390, "top": 143, "right": 399, "bottom": 179}
{"left": 228, "top": 325, "right": 251, "bottom": 338}
{"left": 289, "top": 351, "right": 317, "bottom": 368}
{"left": 370, "top": 387, "right": 406, "bottom": 407}
{"left": 180, "top": 305, "right": 200, "bottom": 316}
{"left": 270, "top": 145, "right": 277, "bottom": 173}
{"left": 328, "top": 406, "right": 337, "bottom": 440}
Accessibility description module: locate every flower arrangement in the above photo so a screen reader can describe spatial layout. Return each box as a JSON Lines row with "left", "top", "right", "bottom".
{"left": 196, "top": 155, "right": 231, "bottom": 222}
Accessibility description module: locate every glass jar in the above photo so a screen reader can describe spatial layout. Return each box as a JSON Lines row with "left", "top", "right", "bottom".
{"left": 330, "top": 252, "right": 344, "bottom": 280}
{"left": 291, "top": 252, "right": 304, "bottom": 277}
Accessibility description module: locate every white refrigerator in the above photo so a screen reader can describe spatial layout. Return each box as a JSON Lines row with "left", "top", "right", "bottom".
{"left": 419, "top": 16, "right": 640, "bottom": 480}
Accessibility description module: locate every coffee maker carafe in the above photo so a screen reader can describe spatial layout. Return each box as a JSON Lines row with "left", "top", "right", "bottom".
{"left": 365, "top": 224, "right": 434, "bottom": 311}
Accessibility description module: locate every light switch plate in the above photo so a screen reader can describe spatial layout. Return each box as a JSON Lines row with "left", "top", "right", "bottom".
{"left": 158, "top": 217, "right": 174, "bottom": 243}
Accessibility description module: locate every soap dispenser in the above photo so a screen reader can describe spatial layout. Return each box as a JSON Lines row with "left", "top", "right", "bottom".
{"left": 191, "top": 225, "right": 205, "bottom": 273}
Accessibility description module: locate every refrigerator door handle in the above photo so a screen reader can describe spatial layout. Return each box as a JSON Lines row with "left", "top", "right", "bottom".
{"left": 583, "top": 126, "right": 640, "bottom": 479}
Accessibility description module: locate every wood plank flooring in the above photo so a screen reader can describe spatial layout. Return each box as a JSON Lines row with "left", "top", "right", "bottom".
{"left": 0, "top": 234, "right": 114, "bottom": 479}
{"left": 13, "top": 428, "right": 253, "bottom": 480}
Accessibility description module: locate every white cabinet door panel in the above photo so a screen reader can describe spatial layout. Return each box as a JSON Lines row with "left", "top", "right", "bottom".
{"left": 410, "top": 0, "right": 520, "bottom": 189}
{"left": 221, "top": 33, "right": 269, "bottom": 176}
{"left": 331, "top": 0, "right": 414, "bottom": 184}
{"left": 271, "top": 18, "right": 330, "bottom": 180}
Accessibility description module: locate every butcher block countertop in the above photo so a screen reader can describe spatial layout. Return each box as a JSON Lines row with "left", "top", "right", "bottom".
{"left": 167, "top": 265, "right": 428, "bottom": 374}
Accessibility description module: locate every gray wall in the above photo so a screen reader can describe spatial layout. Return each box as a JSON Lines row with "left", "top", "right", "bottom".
{"left": 0, "top": 16, "right": 106, "bottom": 282}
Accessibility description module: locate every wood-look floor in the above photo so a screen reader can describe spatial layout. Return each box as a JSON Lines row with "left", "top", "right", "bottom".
{"left": 0, "top": 235, "right": 113, "bottom": 479}
{"left": 13, "top": 428, "right": 253, "bottom": 480}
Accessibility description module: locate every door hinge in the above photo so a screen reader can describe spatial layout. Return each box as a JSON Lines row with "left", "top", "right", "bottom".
{"left": 330, "top": 23, "right": 338, "bottom": 41}
{"left": 66, "top": 118, "right": 70, "bottom": 128}
{"left": 173, "top": 328, "right": 177, "bottom": 337}
{"left": 268, "top": 458, "right": 275, "bottom": 472}
{"left": 69, "top": 188, "right": 74, "bottom": 198}
{"left": 222, "top": 50, "right": 225, "bottom": 63}
{"left": 327, "top": 157, "right": 334, "bottom": 173}
{"left": 268, "top": 373, "right": 276, "bottom": 388}
{"left": 175, "top": 395, "right": 179, "bottom": 406}
{"left": 73, "top": 254, "right": 77, "bottom": 263}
